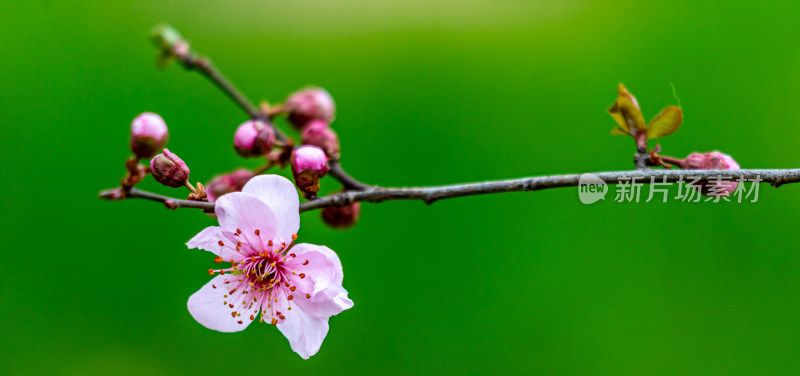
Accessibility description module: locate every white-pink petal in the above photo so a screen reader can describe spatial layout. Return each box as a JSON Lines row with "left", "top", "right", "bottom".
{"left": 214, "top": 192, "right": 278, "bottom": 252}
{"left": 277, "top": 305, "right": 331, "bottom": 359}
{"left": 286, "top": 244, "right": 353, "bottom": 321}
{"left": 187, "top": 275, "right": 256, "bottom": 333}
{"left": 186, "top": 226, "right": 240, "bottom": 259}
{"left": 240, "top": 175, "right": 300, "bottom": 243}
{"left": 286, "top": 243, "right": 344, "bottom": 288}
{"left": 294, "top": 284, "right": 353, "bottom": 319}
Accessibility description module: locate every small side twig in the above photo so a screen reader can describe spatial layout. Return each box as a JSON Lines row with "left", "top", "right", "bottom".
{"left": 634, "top": 148, "right": 649, "bottom": 170}
{"left": 175, "top": 53, "right": 288, "bottom": 142}
{"left": 328, "top": 160, "right": 370, "bottom": 191}
{"left": 100, "top": 187, "right": 214, "bottom": 211}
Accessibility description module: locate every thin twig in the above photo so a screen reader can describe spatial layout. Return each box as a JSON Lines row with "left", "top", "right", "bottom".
{"left": 99, "top": 168, "right": 800, "bottom": 213}
{"left": 328, "top": 160, "right": 370, "bottom": 190}
{"left": 634, "top": 148, "right": 649, "bottom": 169}
{"left": 177, "top": 54, "right": 288, "bottom": 142}
{"left": 99, "top": 187, "right": 214, "bottom": 210}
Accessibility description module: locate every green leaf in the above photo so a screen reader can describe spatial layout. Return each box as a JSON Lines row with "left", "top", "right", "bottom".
{"left": 608, "top": 96, "right": 645, "bottom": 133}
{"left": 611, "top": 127, "right": 630, "bottom": 136}
{"left": 646, "top": 106, "right": 682, "bottom": 139}
{"left": 617, "top": 83, "right": 640, "bottom": 110}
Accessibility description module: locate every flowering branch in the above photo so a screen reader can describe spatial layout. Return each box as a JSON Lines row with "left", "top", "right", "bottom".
{"left": 98, "top": 25, "right": 800, "bottom": 359}
{"left": 107, "top": 26, "right": 787, "bottom": 226}
{"left": 99, "top": 168, "right": 800, "bottom": 212}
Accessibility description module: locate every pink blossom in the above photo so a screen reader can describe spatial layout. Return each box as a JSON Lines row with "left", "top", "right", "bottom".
{"left": 186, "top": 175, "right": 353, "bottom": 359}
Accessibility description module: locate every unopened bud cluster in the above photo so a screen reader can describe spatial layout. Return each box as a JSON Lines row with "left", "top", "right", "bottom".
{"left": 284, "top": 88, "right": 342, "bottom": 159}
{"left": 121, "top": 84, "right": 360, "bottom": 228}
{"left": 127, "top": 113, "right": 194, "bottom": 190}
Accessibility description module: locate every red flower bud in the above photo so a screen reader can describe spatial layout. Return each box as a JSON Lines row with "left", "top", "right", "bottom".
{"left": 301, "top": 120, "right": 341, "bottom": 159}
{"left": 321, "top": 203, "right": 361, "bottom": 229}
{"left": 285, "top": 87, "right": 335, "bottom": 128}
{"left": 130, "top": 112, "right": 169, "bottom": 159}
{"left": 150, "top": 149, "right": 190, "bottom": 188}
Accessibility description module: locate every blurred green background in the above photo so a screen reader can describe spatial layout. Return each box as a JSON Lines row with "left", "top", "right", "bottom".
{"left": 3, "top": 0, "right": 800, "bottom": 374}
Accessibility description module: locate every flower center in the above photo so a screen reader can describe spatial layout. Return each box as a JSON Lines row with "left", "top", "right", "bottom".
{"left": 206, "top": 228, "right": 306, "bottom": 325}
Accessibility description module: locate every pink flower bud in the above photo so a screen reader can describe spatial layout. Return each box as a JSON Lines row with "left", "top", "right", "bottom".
{"left": 321, "top": 203, "right": 361, "bottom": 229}
{"left": 683, "top": 151, "right": 740, "bottom": 170}
{"left": 150, "top": 149, "right": 190, "bottom": 188}
{"left": 683, "top": 153, "right": 708, "bottom": 170}
{"left": 682, "top": 151, "right": 740, "bottom": 196}
{"left": 293, "top": 145, "right": 328, "bottom": 173}
{"left": 234, "top": 120, "right": 276, "bottom": 157}
{"left": 206, "top": 169, "right": 255, "bottom": 202}
{"left": 229, "top": 169, "right": 256, "bottom": 189}
{"left": 131, "top": 112, "right": 169, "bottom": 159}
{"left": 301, "top": 120, "right": 341, "bottom": 159}
{"left": 285, "top": 87, "right": 336, "bottom": 128}
{"left": 291, "top": 145, "right": 329, "bottom": 198}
